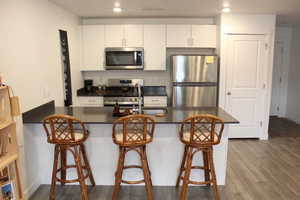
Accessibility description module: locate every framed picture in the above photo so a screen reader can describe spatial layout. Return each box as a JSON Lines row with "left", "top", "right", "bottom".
{"left": 1, "top": 182, "right": 15, "bottom": 200}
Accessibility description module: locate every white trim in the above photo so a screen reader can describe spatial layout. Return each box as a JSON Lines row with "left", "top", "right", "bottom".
{"left": 24, "top": 178, "right": 40, "bottom": 199}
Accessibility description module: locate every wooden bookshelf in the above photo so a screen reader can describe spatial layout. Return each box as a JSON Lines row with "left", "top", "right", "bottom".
{"left": 0, "top": 86, "right": 23, "bottom": 199}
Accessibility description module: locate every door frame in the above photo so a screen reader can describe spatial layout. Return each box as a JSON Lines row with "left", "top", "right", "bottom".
{"left": 220, "top": 32, "right": 275, "bottom": 140}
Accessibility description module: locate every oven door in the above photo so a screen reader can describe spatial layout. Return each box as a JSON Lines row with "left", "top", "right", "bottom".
{"left": 105, "top": 48, "right": 144, "bottom": 70}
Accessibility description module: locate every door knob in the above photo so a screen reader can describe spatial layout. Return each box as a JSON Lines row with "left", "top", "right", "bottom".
{"left": 227, "top": 92, "right": 231, "bottom": 95}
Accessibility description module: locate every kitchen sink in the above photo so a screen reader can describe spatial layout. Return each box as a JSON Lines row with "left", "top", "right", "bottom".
{"left": 142, "top": 108, "right": 168, "bottom": 116}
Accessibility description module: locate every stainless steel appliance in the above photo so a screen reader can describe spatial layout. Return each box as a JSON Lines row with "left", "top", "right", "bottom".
{"left": 103, "top": 79, "right": 144, "bottom": 106}
{"left": 105, "top": 48, "right": 144, "bottom": 70}
{"left": 172, "top": 55, "right": 219, "bottom": 107}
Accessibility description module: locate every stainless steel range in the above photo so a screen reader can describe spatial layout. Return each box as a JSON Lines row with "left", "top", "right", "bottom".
{"left": 103, "top": 79, "right": 144, "bottom": 106}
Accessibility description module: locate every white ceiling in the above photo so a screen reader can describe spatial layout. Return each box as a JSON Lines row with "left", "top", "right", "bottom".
{"left": 49, "top": 0, "right": 300, "bottom": 25}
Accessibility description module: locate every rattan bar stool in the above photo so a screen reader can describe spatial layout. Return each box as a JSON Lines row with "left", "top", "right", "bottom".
{"left": 112, "top": 115, "right": 155, "bottom": 200}
{"left": 176, "top": 114, "right": 224, "bottom": 200}
{"left": 43, "top": 114, "right": 95, "bottom": 200}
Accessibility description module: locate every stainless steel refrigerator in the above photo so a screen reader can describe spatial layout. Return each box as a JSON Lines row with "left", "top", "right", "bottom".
{"left": 172, "top": 55, "right": 219, "bottom": 107}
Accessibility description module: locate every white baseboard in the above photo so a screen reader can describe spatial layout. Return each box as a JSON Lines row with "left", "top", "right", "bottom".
{"left": 24, "top": 178, "right": 40, "bottom": 200}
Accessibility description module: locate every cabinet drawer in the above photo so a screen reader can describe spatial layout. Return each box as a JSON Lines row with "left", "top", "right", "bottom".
{"left": 144, "top": 96, "right": 167, "bottom": 107}
{"left": 78, "top": 97, "right": 103, "bottom": 107}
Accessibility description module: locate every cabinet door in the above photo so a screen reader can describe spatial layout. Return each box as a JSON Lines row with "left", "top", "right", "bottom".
{"left": 124, "top": 25, "right": 143, "bottom": 47}
{"left": 144, "top": 25, "right": 166, "bottom": 71}
{"left": 104, "top": 25, "right": 124, "bottom": 47}
{"left": 78, "top": 97, "right": 104, "bottom": 107}
{"left": 192, "top": 25, "right": 217, "bottom": 48}
{"left": 81, "top": 25, "right": 105, "bottom": 70}
{"left": 166, "top": 25, "right": 191, "bottom": 47}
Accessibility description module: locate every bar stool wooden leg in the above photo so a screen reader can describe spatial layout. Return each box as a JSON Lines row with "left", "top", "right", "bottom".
{"left": 143, "top": 146, "right": 153, "bottom": 187}
{"left": 208, "top": 149, "right": 220, "bottom": 200}
{"left": 80, "top": 144, "right": 96, "bottom": 186}
{"left": 202, "top": 151, "right": 210, "bottom": 186}
{"left": 176, "top": 145, "right": 188, "bottom": 187}
{"left": 50, "top": 145, "right": 60, "bottom": 200}
{"left": 141, "top": 146, "right": 153, "bottom": 200}
{"left": 74, "top": 146, "right": 89, "bottom": 200}
{"left": 180, "top": 147, "right": 193, "bottom": 200}
{"left": 60, "top": 146, "right": 67, "bottom": 186}
{"left": 112, "top": 147, "right": 126, "bottom": 200}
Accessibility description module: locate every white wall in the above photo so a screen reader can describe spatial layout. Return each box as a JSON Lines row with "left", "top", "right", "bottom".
{"left": 0, "top": 0, "right": 81, "bottom": 198}
{"left": 0, "top": 0, "right": 81, "bottom": 113}
{"left": 270, "top": 26, "right": 292, "bottom": 117}
{"left": 286, "top": 26, "right": 300, "bottom": 123}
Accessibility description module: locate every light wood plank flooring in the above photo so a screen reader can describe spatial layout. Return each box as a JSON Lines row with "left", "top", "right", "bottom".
{"left": 30, "top": 117, "right": 300, "bottom": 200}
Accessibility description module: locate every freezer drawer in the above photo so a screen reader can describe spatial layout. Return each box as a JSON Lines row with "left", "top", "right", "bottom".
{"left": 172, "top": 55, "right": 218, "bottom": 83}
{"left": 173, "top": 86, "right": 217, "bottom": 107}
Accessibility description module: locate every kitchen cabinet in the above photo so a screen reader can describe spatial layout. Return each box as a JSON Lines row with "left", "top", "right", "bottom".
{"left": 81, "top": 25, "right": 105, "bottom": 71}
{"left": 166, "top": 25, "right": 217, "bottom": 48}
{"left": 144, "top": 96, "right": 168, "bottom": 107}
{"left": 104, "top": 25, "right": 124, "bottom": 47}
{"left": 192, "top": 25, "right": 217, "bottom": 48}
{"left": 124, "top": 25, "right": 144, "bottom": 47}
{"left": 78, "top": 97, "right": 104, "bottom": 107}
{"left": 105, "top": 25, "right": 143, "bottom": 47}
{"left": 144, "top": 25, "right": 166, "bottom": 71}
{"left": 166, "top": 25, "right": 191, "bottom": 47}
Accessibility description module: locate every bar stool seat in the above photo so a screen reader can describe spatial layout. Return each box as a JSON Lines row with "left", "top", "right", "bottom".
{"left": 182, "top": 131, "right": 219, "bottom": 143}
{"left": 176, "top": 114, "right": 224, "bottom": 200}
{"left": 112, "top": 115, "right": 155, "bottom": 200}
{"left": 48, "top": 132, "right": 84, "bottom": 142}
{"left": 43, "top": 114, "right": 96, "bottom": 200}
{"left": 115, "top": 131, "right": 152, "bottom": 143}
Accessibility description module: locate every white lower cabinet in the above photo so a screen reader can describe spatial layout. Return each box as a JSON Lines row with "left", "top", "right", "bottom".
{"left": 144, "top": 96, "right": 168, "bottom": 107}
{"left": 78, "top": 97, "right": 104, "bottom": 107}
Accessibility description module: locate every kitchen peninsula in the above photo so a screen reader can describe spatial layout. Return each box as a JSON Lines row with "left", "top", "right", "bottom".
{"left": 22, "top": 102, "right": 238, "bottom": 187}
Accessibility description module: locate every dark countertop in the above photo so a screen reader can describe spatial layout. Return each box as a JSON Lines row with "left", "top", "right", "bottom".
{"left": 143, "top": 86, "right": 167, "bottom": 96}
{"left": 23, "top": 103, "right": 238, "bottom": 125}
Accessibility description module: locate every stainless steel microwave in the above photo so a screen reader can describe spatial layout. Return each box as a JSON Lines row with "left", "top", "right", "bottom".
{"left": 105, "top": 47, "right": 144, "bottom": 70}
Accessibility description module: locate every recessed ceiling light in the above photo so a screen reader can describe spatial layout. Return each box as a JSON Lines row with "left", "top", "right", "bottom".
{"left": 223, "top": 2, "right": 230, "bottom": 7}
{"left": 222, "top": 7, "right": 231, "bottom": 13}
{"left": 114, "top": 2, "right": 120, "bottom": 8}
{"left": 113, "top": 7, "right": 122, "bottom": 13}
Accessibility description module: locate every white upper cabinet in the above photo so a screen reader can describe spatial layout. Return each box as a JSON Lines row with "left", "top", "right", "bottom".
{"left": 144, "top": 25, "right": 166, "bottom": 71}
{"left": 124, "top": 25, "right": 144, "bottom": 47}
{"left": 166, "top": 25, "right": 191, "bottom": 47}
{"left": 81, "top": 25, "right": 105, "bottom": 71}
{"left": 192, "top": 25, "right": 217, "bottom": 48}
{"left": 166, "top": 24, "right": 217, "bottom": 48}
{"left": 105, "top": 25, "right": 143, "bottom": 47}
{"left": 104, "top": 25, "right": 124, "bottom": 47}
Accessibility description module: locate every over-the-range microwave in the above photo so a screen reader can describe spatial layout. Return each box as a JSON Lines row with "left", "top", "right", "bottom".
{"left": 105, "top": 47, "right": 144, "bottom": 70}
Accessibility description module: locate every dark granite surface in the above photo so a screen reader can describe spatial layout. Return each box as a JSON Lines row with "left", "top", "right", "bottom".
{"left": 143, "top": 86, "right": 167, "bottom": 96}
{"left": 23, "top": 105, "right": 238, "bottom": 124}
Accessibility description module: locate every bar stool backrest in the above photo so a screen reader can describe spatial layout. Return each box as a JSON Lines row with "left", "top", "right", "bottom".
{"left": 43, "top": 114, "right": 88, "bottom": 144}
{"left": 180, "top": 114, "right": 224, "bottom": 146}
{"left": 112, "top": 115, "right": 155, "bottom": 146}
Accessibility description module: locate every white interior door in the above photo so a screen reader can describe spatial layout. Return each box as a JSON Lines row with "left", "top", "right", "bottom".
{"left": 270, "top": 41, "right": 284, "bottom": 116}
{"left": 226, "top": 34, "right": 267, "bottom": 138}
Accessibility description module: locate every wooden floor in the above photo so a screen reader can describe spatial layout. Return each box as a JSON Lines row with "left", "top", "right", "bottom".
{"left": 30, "top": 117, "right": 300, "bottom": 200}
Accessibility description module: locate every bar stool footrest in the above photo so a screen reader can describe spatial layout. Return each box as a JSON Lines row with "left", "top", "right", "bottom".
{"left": 55, "top": 165, "right": 90, "bottom": 183}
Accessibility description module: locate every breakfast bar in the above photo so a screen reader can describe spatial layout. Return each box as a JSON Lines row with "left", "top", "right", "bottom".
{"left": 22, "top": 104, "right": 238, "bottom": 188}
